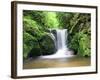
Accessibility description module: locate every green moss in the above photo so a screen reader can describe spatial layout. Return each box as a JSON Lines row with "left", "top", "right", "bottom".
{"left": 40, "top": 33, "right": 56, "bottom": 55}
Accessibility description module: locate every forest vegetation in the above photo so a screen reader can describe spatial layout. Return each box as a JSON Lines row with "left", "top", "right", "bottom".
{"left": 23, "top": 10, "right": 91, "bottom": 60}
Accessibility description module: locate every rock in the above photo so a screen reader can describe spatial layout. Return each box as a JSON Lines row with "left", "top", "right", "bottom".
{"left": 24, "top": 31, "right": 57, "bottom": 59}
{"left": 40, "top": 33, "right": 57, "bottom": 55}
{"left": 51, "top": 29, "right": 57, "bottom": 40}
{"left": 28, "top": 44, "right": 42, "bottom": 58}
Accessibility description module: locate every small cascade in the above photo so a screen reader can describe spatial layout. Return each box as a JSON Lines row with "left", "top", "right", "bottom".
{"left": 56, "top": 29, "right": 67, "bottom": 50}
{"left": 40, "top": 29, "right": 74, "bottom": 59}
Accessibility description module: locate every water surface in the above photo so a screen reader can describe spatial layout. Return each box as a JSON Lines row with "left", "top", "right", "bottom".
{"left": 23, "top": 56, "right": 90, "bottom": 69}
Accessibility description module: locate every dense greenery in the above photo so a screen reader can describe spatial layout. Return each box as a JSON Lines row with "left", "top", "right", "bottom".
{"left": 23, "top": 10, "right": 91, "bottom": 59}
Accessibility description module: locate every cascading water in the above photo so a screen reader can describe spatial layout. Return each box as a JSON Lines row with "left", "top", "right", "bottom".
{"left": 40, "top": 29, "right": 74, "bottom": 59}
{"left": 57, "top": 29, "right": 67, "bottom": 50}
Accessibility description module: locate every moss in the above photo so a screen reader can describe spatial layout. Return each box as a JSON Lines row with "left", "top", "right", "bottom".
{"left": 40, "top": 33, "right": 56, "bottom": 55}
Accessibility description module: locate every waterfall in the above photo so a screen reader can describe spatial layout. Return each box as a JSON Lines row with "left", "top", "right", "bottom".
{"left": 40, "top": 29, "right": 74, "bottom": 59}
{"left": 57, "top": 29, "right": 67, "bottom": 50}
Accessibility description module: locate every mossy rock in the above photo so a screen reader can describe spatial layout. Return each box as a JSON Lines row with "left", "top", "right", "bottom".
{"left": 40, "top": 33, "right": 56, "bottom": 55}
{"left": 51, "top": 29, "right": 57, "bottom": 40}
{"left": 28, "top": 44, "right": 42, "bottom": 58}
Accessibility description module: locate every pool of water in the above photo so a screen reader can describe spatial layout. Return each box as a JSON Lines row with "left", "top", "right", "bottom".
{"left": 23, "top": 56, "right": 91, "bottom": 69}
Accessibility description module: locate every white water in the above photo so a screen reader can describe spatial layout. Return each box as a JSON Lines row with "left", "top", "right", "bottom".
{"left": 57, "top": 29, "right": 67, "bottom": 50}
{"left": 40, "top": 29, "right": 74, "bottom": 59}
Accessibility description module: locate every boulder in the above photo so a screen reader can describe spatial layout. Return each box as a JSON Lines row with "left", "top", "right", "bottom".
{"left": 51, "top": 29, "right": 57, "bottom": 40}
{"left": 40, "top": 33, "right": 57, "bottom": 55}
{"left": 28, "top": 44, "right": 42, "bottom": 58}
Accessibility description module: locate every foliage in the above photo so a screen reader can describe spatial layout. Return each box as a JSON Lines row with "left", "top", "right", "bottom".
{"left": 78, "top": 32, "right": 90, "bottom": 56}
{"left": 23, "top": 10, "right": 91, "bottom": 60}
{"left": 23, "top": 32, "right": 40, "bottom": 59}
{"left": 43, "top": 12, "right": 59, "bottom": 28}
{"left": 67, "top": 13, "right": 91, "bottom": 56}
{"left": 68, "top": 31, "right": 91, "bottom": 57}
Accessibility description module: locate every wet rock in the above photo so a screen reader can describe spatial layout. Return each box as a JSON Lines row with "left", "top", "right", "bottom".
{"left": 51, "top": 29, "right": 57, "bottom": 40}
{"left": 28, "top": 45, "right": 41, "bottom": 58}
{"left": 40, "top": 33, "right": 57, "bottom": 55}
